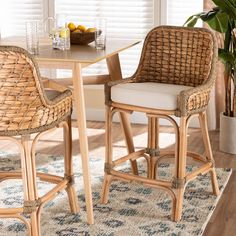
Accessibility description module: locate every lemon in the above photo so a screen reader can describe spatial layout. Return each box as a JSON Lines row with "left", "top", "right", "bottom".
{"left": 77, "top": 25, "right": 86, "bottom": 32}
{"left": 72, "top": 29, "right": 82, "bottom": 33}
{"left": 60, "top": 28, "right": 69, "bottom": 38}
{"left": 68, "top": 22, "right": 76, "bottom": 32}
{"left": 86, "top": 27, "right": 96, "bottom": 33}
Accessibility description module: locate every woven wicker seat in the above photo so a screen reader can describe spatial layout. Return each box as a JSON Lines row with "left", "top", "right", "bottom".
{"left": 101, "top": 26, "right": 220, "bottom": 221}
{"left": 0, "top": 46, "right": 79, "bottom": 235}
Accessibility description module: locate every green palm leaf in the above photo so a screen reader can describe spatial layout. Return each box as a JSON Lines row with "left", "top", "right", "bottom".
{"left": 212, "top": 0, "right": 236, "bottom": 19}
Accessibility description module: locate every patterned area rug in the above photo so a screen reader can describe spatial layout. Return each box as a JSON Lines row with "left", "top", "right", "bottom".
{"left": 0, "top": 149, "right": 232, "bottom": 236}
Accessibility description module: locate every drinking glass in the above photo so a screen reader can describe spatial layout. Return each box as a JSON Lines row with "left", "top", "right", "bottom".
{"left": 95, "top": 18, "right": 107, "bottom": 50}
{"left": 25, "top": 21, "right": 39, "bottom": 55}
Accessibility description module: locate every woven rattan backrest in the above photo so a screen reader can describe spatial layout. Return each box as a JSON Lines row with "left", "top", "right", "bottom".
{"left": 134, "top": 26, "right": 216, "bottom": 87}
{"left": 0, "top": 46, "right": 50, "bottom": 133}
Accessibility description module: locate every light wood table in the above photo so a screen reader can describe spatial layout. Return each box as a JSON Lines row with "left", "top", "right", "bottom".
{"left": 0, "top": 38, "right": 140, "bottom": 224}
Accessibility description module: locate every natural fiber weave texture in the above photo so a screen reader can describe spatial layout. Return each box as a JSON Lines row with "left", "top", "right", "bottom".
{"left": 105, "top": 26, "right": 218, "bottom": 116}
{"left": 0, "top": 46, "right": 72, "bottom": 136}
{"left": 70, "top": 32, "right": 96, "bottom": 45}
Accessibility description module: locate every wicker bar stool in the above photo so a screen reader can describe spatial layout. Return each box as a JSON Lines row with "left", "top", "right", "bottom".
{"left": 101, "top": 26, "right": 220, "bottom": 221}
{"left": 0, "top": 46, "right": 79, "bottom": 235}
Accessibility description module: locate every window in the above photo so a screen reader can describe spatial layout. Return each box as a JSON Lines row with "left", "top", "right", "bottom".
{"left": 0, "top": 0, "right": 46, "bottom": 37}
{"left": 167, "top": 0, "right": 203, "bottom": 26}
{"left": 55, "top": 0, "right": 154, "bottom": 77}
{"left": 0, "top": 0, "right": 203, "bottom": 76}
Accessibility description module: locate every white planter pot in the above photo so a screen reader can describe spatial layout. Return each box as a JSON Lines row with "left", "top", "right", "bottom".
{"left": 220, "top": 112, "right": 236, "bottom": 154}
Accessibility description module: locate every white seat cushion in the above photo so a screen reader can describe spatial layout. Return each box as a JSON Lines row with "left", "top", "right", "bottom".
{"left": 111, "top": 82, "right": 193, "bottom": 110}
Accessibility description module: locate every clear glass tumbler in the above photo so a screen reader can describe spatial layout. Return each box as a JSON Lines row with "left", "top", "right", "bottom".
{"left": 95, "top": 18, "right": 107, "bottom": 50}
{"left": 25, "top": 21, "right": 39, "bottom": 55}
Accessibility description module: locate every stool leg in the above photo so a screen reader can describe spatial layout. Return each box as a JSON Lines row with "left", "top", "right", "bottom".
{"left": 199, "top": 112, "right": 219, "bottom": 196}
{"left": 174, "top": 117, "right": 187, "bottom": 222}
{"left": 30, "top": 139, "right": 41, "bottom": 236}
{"left": 106, "top": 55, "right": 138, "bottom": 175}
{"left": 101, "top": 106, "right": 114, "bottom": 204}
{"left": 64, "top": 116, "right": 80, "bottom": 213}
{"left": 100, "top": 173, "right": 113, "bottom": 204}
{"left": 119, "top": 113, "right": 139, "bottom": 175}
{"left": 21, "top": 135, "right": 39, "bottom": 236}
{"left": 147, "top": 116, "right": 159, "bottom": 179}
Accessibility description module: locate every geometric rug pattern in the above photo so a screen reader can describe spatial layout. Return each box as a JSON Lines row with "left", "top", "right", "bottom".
{"left": 0, "top": 149, "right": 232, "bottom": 236}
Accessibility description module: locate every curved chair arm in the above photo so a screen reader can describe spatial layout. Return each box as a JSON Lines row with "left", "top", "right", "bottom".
{"left": 176, "top": 79, "right": 215, "bottom": 117}
{"left": 176, "top": 44, "right": 217, "bottom": 117}
{"left": 25, "top": 52, "right": 73, "bottom": 110}
{"left": 105, "top": 78, "right": 135, "bottom": 105}
{"left": 0, "top": 46, "right": 73, "bottom": 136}
{"left": 44, "top": 89, "right": 72, "bottom": 106}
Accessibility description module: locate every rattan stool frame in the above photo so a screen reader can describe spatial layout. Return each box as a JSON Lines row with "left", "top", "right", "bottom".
{"left": 0, "top": 46, "right": 79, "bottom": 235}
{"left": 100, "top": 26, "right": 220, "bottom": 221}
{"left": 0, "top": 118, "right": 79, "bottom": 236}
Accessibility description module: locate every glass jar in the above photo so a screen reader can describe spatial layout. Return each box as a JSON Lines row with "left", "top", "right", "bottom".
{"left": 56, "top": 14, "right": 70, "bottom": 50}
{"left": 58, "top": 26, "right": 70, "bottom": 50}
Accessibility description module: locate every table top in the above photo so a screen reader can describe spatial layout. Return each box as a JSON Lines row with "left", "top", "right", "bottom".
{"left": 0, "top": 37, "right": 140, "bottom": 64}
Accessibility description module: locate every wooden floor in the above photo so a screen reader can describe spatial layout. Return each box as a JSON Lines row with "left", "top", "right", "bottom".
{"left": 1, "top": 120, "right": 236, "bottom": 236}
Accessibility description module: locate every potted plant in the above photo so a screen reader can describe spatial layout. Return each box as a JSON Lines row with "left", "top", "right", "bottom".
{"left": 185, "top": 0, "right": 236, "bottom": 154}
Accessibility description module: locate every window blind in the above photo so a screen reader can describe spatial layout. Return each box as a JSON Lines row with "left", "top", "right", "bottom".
{"left": 0, "top": 0, "right": 45, "bottom": 37}
{"left": 167, "top": 0, "right": 203, "bottom": 26}
{"left": 55, "top": 0, "right": 154, "bottom": 77}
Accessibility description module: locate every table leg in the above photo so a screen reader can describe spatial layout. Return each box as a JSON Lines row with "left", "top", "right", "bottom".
{"left": 72, "top": 63, "right": 94, "bottom": 224}
{"left": 106, "top": 54, "right": 138, "bottom": 174}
